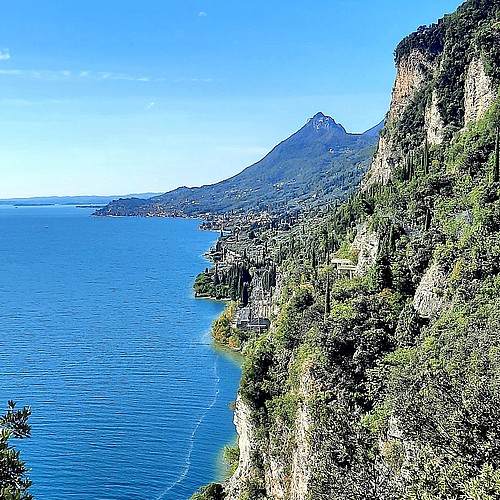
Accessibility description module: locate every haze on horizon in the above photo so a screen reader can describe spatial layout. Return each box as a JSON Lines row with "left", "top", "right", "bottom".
{"left": 0, "top": 0, "right": 463, "bottom": 199}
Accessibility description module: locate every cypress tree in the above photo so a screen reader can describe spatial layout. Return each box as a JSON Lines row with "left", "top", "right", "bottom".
{"left": 324, "top": 273, "right": 331, "bottom": 320}
{"left": 408, "top": 152, "right": 414, "bottom": 181}
{"left": 388, "top": 224, "right": 395, "bottom": 254}
{"left": 423, "top": 138, "right": 429, "bottom": 176}
{"left": 494, "top": 126, "right": 499, "bottom": 183}
{"left": 424, "top": 208, "right": 431, "bottom": 231}
{"left": 312, "top": 247, "right": 317, "bottom": 269}
{"left": 241, "top": 283, "right": 249, "bottom": 306}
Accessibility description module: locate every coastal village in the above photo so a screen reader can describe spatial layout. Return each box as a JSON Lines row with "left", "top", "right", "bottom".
{"left": 195, "top": 208, "right": 359, "bottom": 347}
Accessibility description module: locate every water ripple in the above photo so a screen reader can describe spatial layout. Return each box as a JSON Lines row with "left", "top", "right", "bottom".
{"left": 0, "top": 208, "right": 241, "bottom": 500}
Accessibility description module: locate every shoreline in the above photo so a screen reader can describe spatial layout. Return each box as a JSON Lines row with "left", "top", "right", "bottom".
{"left": 197, "top": 232, "right": 244, "bottom": 488}
{"left": 191, "top": 218, "right": 277, "bottom": 497}
{"left": 192, "top": 232, "right": 247, "bottom": 497}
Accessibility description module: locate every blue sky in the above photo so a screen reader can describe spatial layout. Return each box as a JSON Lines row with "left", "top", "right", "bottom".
{"left": 0, "top": 0, "right": 463, "bottom": 198}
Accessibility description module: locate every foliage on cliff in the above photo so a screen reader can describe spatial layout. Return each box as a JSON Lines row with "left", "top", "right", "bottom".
{"left": 190, "top": 482, "right": 226, "bottom": 500}
{"left": 211, "top": 301, "right": 251, "bottom": 350}
{"left": 225, "top": 1, "right": 500, "bottom": 498}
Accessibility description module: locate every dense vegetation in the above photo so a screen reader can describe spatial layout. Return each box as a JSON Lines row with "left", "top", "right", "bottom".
{"left": 230, "top": 93, "right": 500, "bottom": 498}
{"left": 189, "top": 1, "right": 500, "bottom": 498}
{"left": 194, "top": 262, "right": 253, "bottom": 303}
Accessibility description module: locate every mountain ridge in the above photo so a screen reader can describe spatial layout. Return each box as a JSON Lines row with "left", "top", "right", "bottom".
{"left": 202, "top": 1, "right": 500, "bottom": 499}
{"left": 0, "top": 193, "right": 162, "bottom": 206}
{"left": 94, "top": 113, "right": 383, "bottom": 217}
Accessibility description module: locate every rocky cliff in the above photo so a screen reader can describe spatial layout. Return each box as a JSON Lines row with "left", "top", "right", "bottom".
{"left": 364, "top": 48, "right": 438, "bottom": 188}
{"left": 463, "top": 56, "right": 497, "bottom": 127}
{"left": 364, "top": 8, "right": 498, "bottom": 189}
{"left": 192, "top": 2, "right": 500, "bottom": 499}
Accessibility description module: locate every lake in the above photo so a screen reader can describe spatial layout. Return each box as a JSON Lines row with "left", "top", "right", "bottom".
{"left": 0, "top": 205, "right": 241, "bottom": 499}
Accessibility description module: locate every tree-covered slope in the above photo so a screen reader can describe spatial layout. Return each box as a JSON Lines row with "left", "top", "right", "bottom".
{"left": 94, "top": 113, "right": 382, "bottom": 217}
{"left": 192, "top": 1, "right": 500, "bottom": 499}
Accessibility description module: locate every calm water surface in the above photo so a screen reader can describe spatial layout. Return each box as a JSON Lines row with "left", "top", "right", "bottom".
{"left": 0, "top": 206, "right": 241, "bottom": 500}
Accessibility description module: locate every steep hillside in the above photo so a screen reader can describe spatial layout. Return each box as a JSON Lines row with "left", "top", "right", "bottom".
{"left": 94, "top": 113, "right": 382, "bottom": 217}
{"left": 191, "top": 1, "right": 500, "bottom": 499}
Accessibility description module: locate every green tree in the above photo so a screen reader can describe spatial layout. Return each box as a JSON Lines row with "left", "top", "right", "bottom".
{"left": 493, "top": 125, "right": 499, "bottom": 183}
{"left": 0, "top": 401, "right": 32, "bottom": 500}
{"left": 190, "top": 482, "right": 226, "bottom": 499}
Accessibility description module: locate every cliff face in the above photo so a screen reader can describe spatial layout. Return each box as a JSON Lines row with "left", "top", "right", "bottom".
{"left": 364, "top": 49, "right": 439, "bottom": 187}
{"left": 463, "top": 56, "right": 497, "bottom": 127}
{"left": 225, "top": 396, "right": 257, "bottom": 500}
{"left": 215, "top": 2, "right": 500, "bottom": 499}
{"left": 425, "top": 90, "right": 445, "bottom": 145}
{"left": 351, "top": 220, "right": 380, "bottom": 275}
{"left": 413, "top": 263, "right": 450, "bottom": 318}
{"left": 226, "top": 357, "right": 315, "bottom": 500}
{"left": 364, "top": 11, "right": 497, "bottom": 189}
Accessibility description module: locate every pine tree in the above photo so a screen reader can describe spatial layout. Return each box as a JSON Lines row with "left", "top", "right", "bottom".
{"left": 0, "top": 401, "right": 33, "bottom": 500}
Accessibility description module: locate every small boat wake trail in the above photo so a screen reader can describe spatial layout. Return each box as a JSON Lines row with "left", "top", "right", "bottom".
{"left": 156, "top": 359, "right": 221, "bottom": 500}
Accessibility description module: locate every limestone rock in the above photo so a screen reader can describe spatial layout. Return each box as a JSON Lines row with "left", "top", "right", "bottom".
{"left": 225, "top": 396, "right": 257, "bottom": 500}
{"left": 425, "top": 90, "right": 444, "bottom": 145}
{"left": 464, "top": 57, "right": 496, "bottom": 127}
{"left": 364, "top": 50, "right": 438, "bottom": 188}
{"left": 413, "top": 263, "right": 449, "bottom": 318}
{"left": 351, "top": 221, "right": 380, "bottom": 276}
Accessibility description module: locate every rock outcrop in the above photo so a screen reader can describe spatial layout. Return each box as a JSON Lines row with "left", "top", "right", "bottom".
{"left": 463, "top": 56, "right": 496, "bottom": 127}
{"left": 351, "top": 220, "right": 380, "bottom": 276}
{"left": 266, "top": 364, "right": 314, "bottom": 500}
{"left": 287, "top": 367, "right": 313, "bottom": 500}
{"left": 365, "top": 35, "right": 497, "bottom": 190}
{"left": 226, "top": 365, "right": 315, "bottom": 500}
{"left": 413, "top": 263, "right": 450, "bottom": 318}
{"left": 389, "top": 50, "right": 434, "bottom": 122}
{"left": 425, "top": 90, "right": 445, "bottom": 145}
{"left": 364, "top": 50, "right": 438, "bottom": 188}
{"left": 225, "top": 396, "right": 258, "bottom": 500}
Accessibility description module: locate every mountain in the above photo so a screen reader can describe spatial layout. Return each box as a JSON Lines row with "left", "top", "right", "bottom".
{"left": 0, "top": 193, "right": 162, "bottom": 206}
{"left": 189, "top": 1, "right": 500, "bottom": 499}
{"left": 94, "top": 113, "right": 383, "bottom": 217}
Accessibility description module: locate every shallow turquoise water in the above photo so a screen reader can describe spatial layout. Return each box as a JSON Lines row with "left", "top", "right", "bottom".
{"left": 0, "top": 206, "right": 241, "bottom": 499}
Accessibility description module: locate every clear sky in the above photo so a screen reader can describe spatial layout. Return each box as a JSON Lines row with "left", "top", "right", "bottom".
{"left": 0, "top": 0, "right": 464, "bottom": 198}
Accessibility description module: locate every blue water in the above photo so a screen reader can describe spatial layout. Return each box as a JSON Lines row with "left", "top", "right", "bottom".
{"left": 0, "top": 205, "right": 241, "bottom": 500}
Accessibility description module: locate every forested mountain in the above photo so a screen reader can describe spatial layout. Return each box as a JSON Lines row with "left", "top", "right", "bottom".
{"left": 191, "top": 0, "right": 500, "bottom": 499}
{"left": 94, "top": 113, "right": 382, "bottom": 217}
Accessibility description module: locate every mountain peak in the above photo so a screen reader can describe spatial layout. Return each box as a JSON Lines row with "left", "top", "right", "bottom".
{"left": 307, "top": 112, "right": 346, "bottom": 133}
{"left": 95, "top": 111, "right": 379, "bottom": 217}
